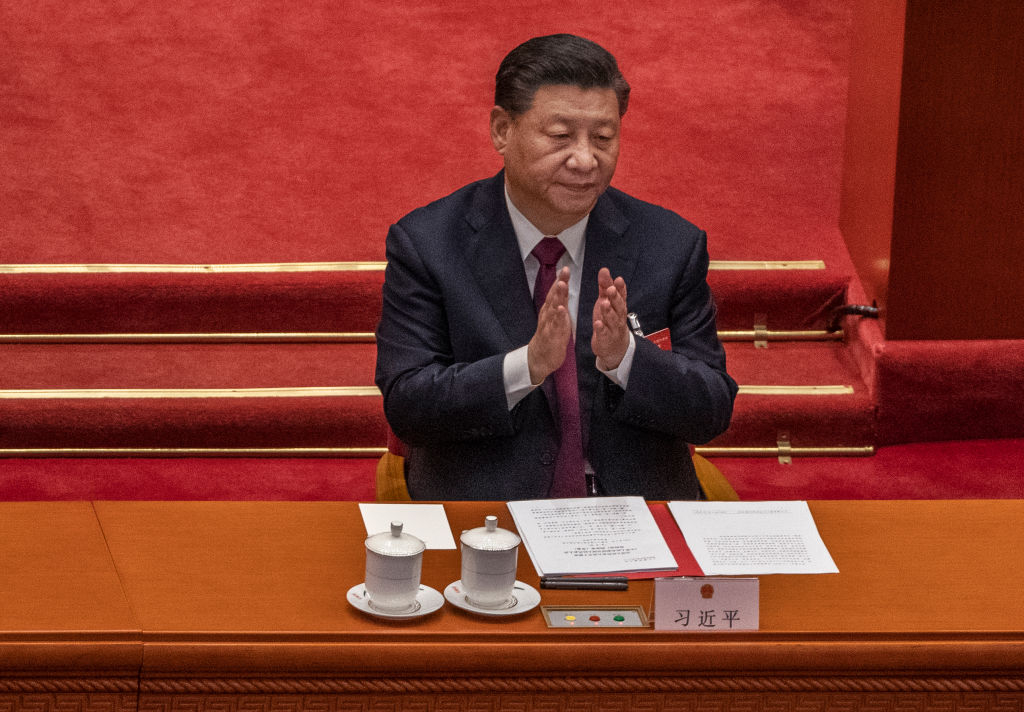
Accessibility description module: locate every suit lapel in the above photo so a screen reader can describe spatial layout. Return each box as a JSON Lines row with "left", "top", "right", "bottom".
{"left": 578, "top": 191, "right": 636, "bottom": 352}
{"left": 578, "top": 191, "right": 635, "bottom": 450}
{"left": 464, "top": 173, "right": 537, "bottom": 349}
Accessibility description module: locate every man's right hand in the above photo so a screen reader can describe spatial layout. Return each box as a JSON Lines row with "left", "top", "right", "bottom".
{"left": 527, "top": 266, "right": 572, "bottom": 385}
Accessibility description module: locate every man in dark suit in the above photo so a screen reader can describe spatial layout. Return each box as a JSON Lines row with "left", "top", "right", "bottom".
{"left": 375, "top": 34, "right": 737, "bottom": 501}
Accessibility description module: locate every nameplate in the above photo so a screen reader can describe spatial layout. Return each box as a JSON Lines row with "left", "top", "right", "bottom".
{"left": 653, "top": 577, "right": 759, "bottom": 631}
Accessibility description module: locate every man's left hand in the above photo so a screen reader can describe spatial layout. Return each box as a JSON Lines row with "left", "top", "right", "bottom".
{"left": 592, "top": 267, "right": 630, "bottom": 371}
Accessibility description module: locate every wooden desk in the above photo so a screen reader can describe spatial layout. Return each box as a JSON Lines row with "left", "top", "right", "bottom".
{"left": 4, "top": 500, "right": 1024, "bottom": 711}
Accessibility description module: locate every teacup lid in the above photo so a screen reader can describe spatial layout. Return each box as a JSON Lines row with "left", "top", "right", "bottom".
{"left": 365, "top": 521, "right": 425, "bottom": 557}
{"left": 460, "top": 515, "right": 521, "bottom": 551}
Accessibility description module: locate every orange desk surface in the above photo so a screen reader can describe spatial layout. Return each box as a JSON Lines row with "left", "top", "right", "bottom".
{"left": 3, "top": 500, "right": 1024, "bottom": 712}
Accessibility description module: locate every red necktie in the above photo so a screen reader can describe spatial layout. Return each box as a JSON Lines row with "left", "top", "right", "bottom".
{"left": 531, "top": 237, "right": 586, "bottom": 498}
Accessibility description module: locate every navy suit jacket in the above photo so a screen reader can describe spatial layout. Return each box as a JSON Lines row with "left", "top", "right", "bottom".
{"left": 375, "top": 172, "right": 737, "bottom": 500}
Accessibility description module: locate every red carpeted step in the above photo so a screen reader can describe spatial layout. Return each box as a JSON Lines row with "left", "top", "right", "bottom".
{"left": 0, "top": 343, "right": 378, "bottom": 388}
{"left": 0, "top": 457, "right": 378, "bottom": 501}
{"left": 873, "top": 339, "right": 1024, "bottom": 445}
{"left": 710, "top": 341, "right": 874, "bottom": 449}
{"left": 0, "top": 343, "right": 385, "bottom": 451}
{"left": 842, "top": 293, "right": 1024, "bottom": 446}
{"left": 0, "top": 339, "right": 873, "bottom": 451}
{"left": 708, "top": 439, "right": 1024, "bottom": 500}
{"left": 709, "top": 268, "right": 849, "bottom": 332}
{"left": 0, "top": 263, "right": 848, "bottom": 335}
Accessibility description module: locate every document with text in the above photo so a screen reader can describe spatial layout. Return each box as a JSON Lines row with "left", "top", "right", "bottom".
{"left": 507, "top": 496, "right": 677, "bottom": 576}
{"left": 667, "top": 501, "right": 838, "bottom": 575}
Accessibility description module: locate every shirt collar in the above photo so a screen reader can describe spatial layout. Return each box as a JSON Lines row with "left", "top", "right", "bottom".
{"left": 505, "top": 186, "right": 588, "bottom": 265}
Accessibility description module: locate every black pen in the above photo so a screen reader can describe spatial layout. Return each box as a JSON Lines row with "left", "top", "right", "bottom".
{"left": 540, "top": 580, "right": 629, "bottom": 591}
{"left": 541, "top": 575, "right": 628, "bottom": 584}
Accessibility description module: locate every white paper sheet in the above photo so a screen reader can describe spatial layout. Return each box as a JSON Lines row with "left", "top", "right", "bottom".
{"left": 667, "top": 501, "right": 838, "bottom": 575}
{"left": 358, "top": 503, "right": 457, "bottom": 549}
{"left": 507, "top": 496, "right": 677, "bottom": 576}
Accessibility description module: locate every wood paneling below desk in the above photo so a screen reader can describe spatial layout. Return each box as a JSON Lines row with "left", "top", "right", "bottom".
{"left": 3, "top": 500, "right": 1024, "bottom": 711}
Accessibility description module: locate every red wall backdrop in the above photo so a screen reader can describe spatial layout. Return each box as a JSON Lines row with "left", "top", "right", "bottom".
{"left": 841, "top": 0, "right": 1024, "bottom": 340}
{"left": 838, "top": 0, "right": 905, "bottom": 315}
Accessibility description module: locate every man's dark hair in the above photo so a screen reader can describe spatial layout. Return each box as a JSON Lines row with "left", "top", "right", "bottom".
{"left": 495, "top": 34, "right": 630, "bottom": 118}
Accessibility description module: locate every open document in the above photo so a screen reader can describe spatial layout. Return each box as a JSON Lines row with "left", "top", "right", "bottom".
{"left": 507, "top": 497, "right": 677, "bottom": 576}
{"left": 667, "top": 501, "right": 838, "bottom": 575}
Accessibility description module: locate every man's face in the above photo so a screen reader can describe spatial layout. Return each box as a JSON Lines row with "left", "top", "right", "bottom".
{"left": 490, "top": 84, "right": 621, "bottom": 235}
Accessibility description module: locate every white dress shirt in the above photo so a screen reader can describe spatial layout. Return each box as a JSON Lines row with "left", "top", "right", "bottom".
{"left": 501, "top": 187, "right": 636, "bottom": 411}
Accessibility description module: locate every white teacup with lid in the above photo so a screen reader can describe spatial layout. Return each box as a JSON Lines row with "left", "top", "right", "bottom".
{"left": 364, "top": 521, "right": 425, "bottom": 613}
{"left": 460, "top": 515, "right": 521, "bottom": 609}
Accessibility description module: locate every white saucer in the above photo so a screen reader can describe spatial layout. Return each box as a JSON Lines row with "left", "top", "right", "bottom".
{"left": 347, "top": 583, "right": 445, "bottom": 620}
{"left": 444, "top": 580, "right": 541, "bottom": 617}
